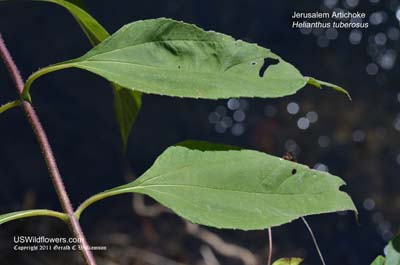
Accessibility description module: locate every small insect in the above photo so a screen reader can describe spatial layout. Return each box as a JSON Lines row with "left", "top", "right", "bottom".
{"left": 283, "top": 152, "right": 297, "bottom": 175}
{"left": 282, "top": 151, "right": 296, "bottom": 162}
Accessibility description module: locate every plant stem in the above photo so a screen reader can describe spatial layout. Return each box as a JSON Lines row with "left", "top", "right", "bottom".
{"left": 301, "top": 217, "right": 326, "bottom": 265}
{"left": 75, "top": 188, "right": 137, "bottom": 219}
{"left": 75, "top": 191, "right": 116, "bottom": 219}
{"left": 0, "top": 34, "right": 97, "bottom": 265}
{"left": 0, "top": 209, "right": 68, "bottom": 225}
{"left": 0, "top": 99, "right": 21, "bottom": 114}
{"left": 267, "top": 228, "right": 273, "bottom": 265}
{"left": 23, "top": 62, "right": 75, "bottom": 102}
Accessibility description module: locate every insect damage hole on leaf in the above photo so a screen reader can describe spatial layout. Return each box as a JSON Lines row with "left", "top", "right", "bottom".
{"left": 259, "top": 58, "right": 280, "bottom": 77}
{"left": 291, "top": 169, "right": 297, "bottom": 175}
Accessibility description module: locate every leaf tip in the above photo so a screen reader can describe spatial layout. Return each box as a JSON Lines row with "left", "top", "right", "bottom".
{"left": 272, "top": 257, "right": 303, "bottom": 265}
{"left": 306, "top": 77, "right": 351, "bottom": 101}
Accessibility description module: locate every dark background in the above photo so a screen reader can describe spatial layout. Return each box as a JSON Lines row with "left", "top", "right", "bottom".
{"left": 0, "top": 0, "right": 399, "bottom": 264}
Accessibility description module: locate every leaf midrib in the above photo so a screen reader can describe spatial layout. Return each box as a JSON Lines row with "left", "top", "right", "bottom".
{"left": 76, "top": 60, "right": 306, "bottom": 83}
{"left": 124, "top": 183, "right": 342, "bottom": 197}
{"left": 144, "top": 187, "right": 293, "bottom": 220}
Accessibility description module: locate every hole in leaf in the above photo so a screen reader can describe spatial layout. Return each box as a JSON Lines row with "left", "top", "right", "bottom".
{"left": 251, "top": 62, "right": 257, "bottom": 66}
{"left": 258, "top": 58, "right": 279, "bottom": 77}
{"left": 291, "top": 169, "right": 297, "bottom": 175}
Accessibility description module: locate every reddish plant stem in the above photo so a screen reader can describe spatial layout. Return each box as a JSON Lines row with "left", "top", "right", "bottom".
{"left": 267, "top": 228, "right": 273, "bottom": 265}
{"left": 0, "top": 34, "right": 96, "bottom": 265}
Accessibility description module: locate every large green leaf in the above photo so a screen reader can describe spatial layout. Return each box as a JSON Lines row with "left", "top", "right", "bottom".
{"left": 29, "top": 0, "right": 142, "bottom": 151}
{"left": 385, "top": 235, "right": 400, "bottom": 265}
{"left": 0, "top": 209, "right": 67, "bottom": 225}
{"left": 371, "top": 235, "right": 400, "bottom": 265}
{"left": 75, "top": 141, "right": 356, "bottom": 230}
{"left": 23, "top": 18, "right": 349, "bottom": 102}
{"left": 272, "top": 258, "right": 303, "bottom": 265}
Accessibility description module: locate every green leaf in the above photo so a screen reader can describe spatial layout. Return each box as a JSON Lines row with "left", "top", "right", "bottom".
{"left": 36, "top": 0, "right": 109, "bottom": 45}
{"left": 371, "top": 256, "right": 385, "bottom": 265}
{"left": 0, "top": 209, "right": 68, "bottom": 225}
{"left": 0, "top": 100, "right": 21, "bottom": 114}
{"left": 112, "top": 83, "right": 142, "bottom": 151}
{"left": 385, "top": 235, "right": 400, "bottom": 265}
{"left": 307, "top": 77, "right": 351, "bottom": 100}
{"left": 23, "top": 18, "right": 348, "bottom": 101}
{"left": 272, "top": 258, "right": 303, "bottom": 265}
{"left": 75, "top": 141, "right": 356, "bottom": 230}
{"left": 371, "top": 235, "right": 400, "bottom": 265}
{"left": 28, "top": 0, "right": 142, "bottom": 151}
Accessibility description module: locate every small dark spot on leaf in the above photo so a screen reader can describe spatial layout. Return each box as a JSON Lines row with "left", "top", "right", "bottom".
{"left": 251, "top": 62, "right": 256, "bottom": 66}
{"left": 259, "top": 58, "right": 279, "bottom": 77}
{"left": 178, "top": 65, "right": 181, "bottom": 69}
{"left": 262, "top": 182, "right": 271, "bottom": 191}
{"left": 291, "top": 169, "right": 297, "bottom": 175}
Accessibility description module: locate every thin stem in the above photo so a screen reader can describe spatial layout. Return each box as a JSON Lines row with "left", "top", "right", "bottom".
{"left": 0, "top": 99, "right": 21, "bottom": 114}
{"left": 267, "top": 228, "right": 273, "bottom": 265}
{"left": 75, "top": 189, "right": 131, "bottom": 219}
{"left": 301, "top": 217, "right": 326, "bottom": 265}
{"left": 22, "top": 62, "right": 74, "bottom": 102}
{"left": 0, "top": 34, "right": 96, "bottom": 265}
{"left": 0, "top": 209, "right": 68, "bottom": 225}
